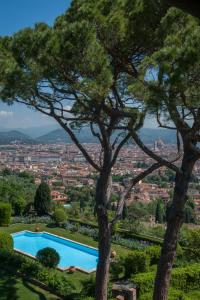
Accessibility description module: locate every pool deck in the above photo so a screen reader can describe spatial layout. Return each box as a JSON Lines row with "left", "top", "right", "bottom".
{"left": 12, "top": 230, "right": 98, "bottom": 274}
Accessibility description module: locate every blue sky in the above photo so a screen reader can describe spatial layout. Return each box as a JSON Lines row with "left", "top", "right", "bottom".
{"left": 0, "top": 0, "right": 155, "bottom": 130}
{"left": 0, "top": 0, "right": 70, "bottom": 129}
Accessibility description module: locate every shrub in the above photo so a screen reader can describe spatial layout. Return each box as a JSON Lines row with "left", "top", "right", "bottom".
{"left": 53, "top": 209, "right": 67, "bottom": 225}
{"left": 112, "top": 234, "right": 149, "bottom": 250}
{"left": 0, "top": 232, "right": 13, "bottom": 251}
{"left": 21, "top": 260, "right": 42, "bottom": 277}
{"left": 140, "top": 288, "right": 189, "bottom": 300}
{"left": 0, "top": 250, "right": 25, "bottom": 272}
{"left": 145, "top": 245, "right": 161, "bottom": 265}
{"left": 132, "top": 263, "right": 200, "bottom": 297}
{"left": 132, "top": 271, "right": 155, "bottom": 296}
{"left": 184, "top": 229, "right": 200, "bottom": 261}
{"left": 0, "top": 203, "right": 12, "bottom": 226}
{"left": 0, "top": 249, "right": 74, "bottom": 297}
{"left": 47, "top": 272, "right": 74, "bottom": 296}
{"left": 111, "top": 223, "right": 119, "bottom": 235}
{"left": 13, "top": 197, "right": 26, "bottom": 216}
{"left": 81, "top": 275, "right": 96, "bottom": 298}
{"left": 11, "top": 216, "right": 51, "bottom": 224}
{"left": 110, "top": 258, "right": 124, "bottom": 279}
{"left": 124, "top": 251, "right": 150, "bottom": 277}
{"left": 36, "top": 247, "right": 60, "bottom": 268}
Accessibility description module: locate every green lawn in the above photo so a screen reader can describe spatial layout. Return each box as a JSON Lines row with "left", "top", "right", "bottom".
{"left": 0, "top": 269, "right": 60, "bottom": 300}
{"left": 1, "top": 223, "right": 133, "bottom": 256}
{"left": 0, "top": 223, "right": 132, "bottom": 294}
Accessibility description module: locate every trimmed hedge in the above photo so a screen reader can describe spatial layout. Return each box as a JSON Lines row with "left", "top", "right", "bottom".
{"left": 68, "top": 217, "right": 162, "bottom": 245}
{"left": 132, "top": 263, "right": 200, "bottom": 297}
{"left": 36, "top": 247, "right": 60, "bottom": 268}
{"left": 145, "top": 245, "right": 161, "bottom": 265}
{"left": 132, "top": 271, "right": 154, "bottom": 295}
{"left": 124, "top": 251, "right": 150, "bottom": 277}
{"left": 0, "top": 232, "right": 13, "bottom": 251}
{"left": 140, "top": 288, "right": 199, "bottom": 300}
{"left": 0, "top": 203, "right": 12, "bottom": 226}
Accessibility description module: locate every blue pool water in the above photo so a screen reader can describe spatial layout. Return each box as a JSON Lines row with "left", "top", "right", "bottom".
{"left": 12, "top": 231, "right": 98, "bottom": 272}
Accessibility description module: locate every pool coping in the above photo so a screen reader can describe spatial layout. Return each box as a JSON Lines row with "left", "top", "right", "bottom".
{"left": 12, "top": 230, "right": 98, "bottom": 274}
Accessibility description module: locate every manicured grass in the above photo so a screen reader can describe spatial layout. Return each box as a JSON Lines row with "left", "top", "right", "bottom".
{"left": 0, "top": 269, "right": 60, "bottom": 300}
{"left": 1, "top": 223, "right": 95, "bottom": 291}
{"left": 1, "top": 223, "right": 133, "bottom": 256}
{"left": 0, "top": 222, "right": 132, "bottom": 294}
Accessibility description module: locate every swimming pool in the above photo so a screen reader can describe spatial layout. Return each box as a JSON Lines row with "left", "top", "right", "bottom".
{"left": 12, "top": 231, "right": 98, "bottom": 273}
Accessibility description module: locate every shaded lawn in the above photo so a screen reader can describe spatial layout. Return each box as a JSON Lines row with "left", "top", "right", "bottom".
{"left": 0, "top": 269, "right": 60, "bottom": 300}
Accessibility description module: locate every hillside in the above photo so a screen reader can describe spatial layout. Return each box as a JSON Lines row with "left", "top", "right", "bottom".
{"left": 0, "top": 127, "right": 177, "bottom": 145}
{"left": 0, "top": 130, "right": 34, "bottom": 144}
{"left": 36, "top": 127, "right": 177, "bottom": 144}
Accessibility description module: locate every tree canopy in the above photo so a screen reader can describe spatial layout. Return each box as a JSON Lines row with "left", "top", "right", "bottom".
{"left": 1, "top": 1, "right": 200, "bottom": 299}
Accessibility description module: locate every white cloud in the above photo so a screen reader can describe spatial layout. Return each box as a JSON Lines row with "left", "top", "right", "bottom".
{"left": 64, "top": 105, "right": 72, "bottom": 111}
{"left": 0, "top": 110, "right": 13, "bottom": 118}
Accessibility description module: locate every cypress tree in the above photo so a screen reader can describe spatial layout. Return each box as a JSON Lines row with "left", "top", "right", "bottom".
{"left": 34, "top": 182, "right": 52, "bottom": 216}
{"left": 155, "top": 201, "right": 163, "bottom": 223}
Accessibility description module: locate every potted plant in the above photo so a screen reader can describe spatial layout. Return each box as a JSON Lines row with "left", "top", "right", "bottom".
{"left": 68, "top": 266, "right": 76, "bottom": 273}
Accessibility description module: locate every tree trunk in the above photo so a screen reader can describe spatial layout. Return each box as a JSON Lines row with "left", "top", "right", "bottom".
{"left": 95, "top": 169, "right": 112, "bottom": 300}
{"left": 153, "top": 153, "right": 196, "bottom": 300}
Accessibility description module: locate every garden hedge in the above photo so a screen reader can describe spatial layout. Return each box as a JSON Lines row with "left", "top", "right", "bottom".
{"left": 0, "top": 232, "right": 13, "bottom": 251}
{"left": 68, "top": 217, "right": 163, "bottom": 245}
{"left": 132, "top": 263, "right": 200, "bottom": 297}
{"left": 145, "top": 245, "right": 161, "bottom": 265}
{"left": 140, "top": 288, "right": 199, "bottom": 300}
{"left": 124, "top": 251, "right": 150, "bottom": 277}
{"left": 0, "top": 203, "right": 12, "bottom": 226}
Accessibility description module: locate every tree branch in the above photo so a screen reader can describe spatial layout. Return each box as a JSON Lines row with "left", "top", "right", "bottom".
{"left": 129, "top": 126, "right": 181, "bottom": 174}
{"left": 110, "top": 162, "right": 162, "bottom": 225}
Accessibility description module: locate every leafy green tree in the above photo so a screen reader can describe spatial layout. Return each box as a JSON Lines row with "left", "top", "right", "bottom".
{"left": 166, "top": 0, "right": 200, "bottom": 19}
{"left": 13, "top": 196, "right": 26, "bottom": 216}
{"left": 36, "top": 247, "right": 60, "bottom": 268}
{"left": 0, "top": 175, "right": 36, "bottom": 209}
{"left": 0, "top": 203, "right": 12, "bottom": 226}
{"left": 1, "top": 168, "right": 12, "bottom": 176}
{"left": 0, "top": 232, "right": 13, "bottom": 251}
{"left": 185, "top": 229, "right": 200, "bottom": 261}
{"left": 0, "top": 1, "right": 177, "bottom": 299}
{"left": 129, "top": 7, "right": 200, "bottom": 299}
{"left": 18, "top": 171, "right": 34, "bottom": 183}
{"left": 53, "top": 208, "right": 67, "bottom": 225}
{"left": 34, "top": 182, "right": 52, "bottom": 216}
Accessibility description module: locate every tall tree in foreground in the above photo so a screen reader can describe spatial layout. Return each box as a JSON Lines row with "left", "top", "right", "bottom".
{"left": 131, "top": 8, "right": 200, "bottom": 299}
{"left": 0, "top": 1, "right": 178, "bottom": 299}
{"left": 34, "top": 182, "right": 52, "bottom": 216}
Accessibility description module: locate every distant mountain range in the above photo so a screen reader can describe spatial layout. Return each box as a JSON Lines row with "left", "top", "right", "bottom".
{"left": 0, "top": 130, "right": 34, "bottom": 145}
{"left": 0, "top": 127, "right": 177, "bottom": 145}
